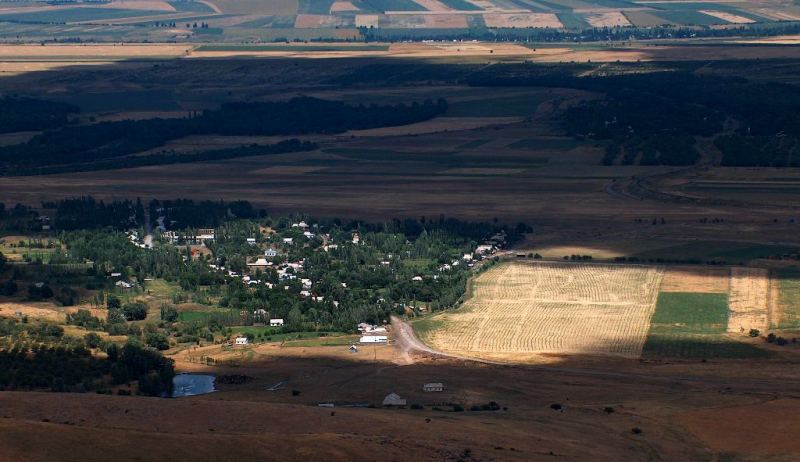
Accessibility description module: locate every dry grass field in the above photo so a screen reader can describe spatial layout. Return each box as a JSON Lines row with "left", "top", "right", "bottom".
{"left": 728, "top": 267, "right": 771, "bottom": 333}
{"left": 660, "top": 266, "right": 730, "bottom": 293}
{"left": 422, "top": 261, "right": 664, "bottom": 360}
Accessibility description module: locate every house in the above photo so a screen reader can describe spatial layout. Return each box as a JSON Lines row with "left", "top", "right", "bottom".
{"left": 303, "top": 231, "right": 315, "bottom": 239}
{"left": 352, "top": 233, "right": 360, "bottom": 244}
{"left": 360, "top": 335, "right": 388, "bottom": 343}
{"left": 246, "top": 238, "right": 257, "bottom": 245}
{"left": 411, "top": 276, "right": 423, "bottom": 282}
{"left": 423, "top": 383, "right": 444, "bottom": 392}
{"left": 270, "top": 318, "right": 284, "bottom": 327}
{"left": 196, "top": 228, "right": 215, "bottom": 242}
{"left": 475, "top": 245, "right": 493, "bottom": 255}
{"left": 282, "top": 238, "right": 293, "bottom": 244}
{"left": 301, "top": 278, "right": 312, "bottom": 289}
{"left": 247, "top": 258, "right": 271, "bottom": 268}
{"left": 463, "top": 253, "right": 473, "bottom": 261}
{"left": 115, "top": 280, "right": 133, "bottom": 289}
{"left": 234, "top": 336, "right": 249, "bottom": 346}
{"left": 382, "top": 393, "right": 407, "bottom": 407}
{"left": 265, "top": 248, "right": 278, "bottom": 258}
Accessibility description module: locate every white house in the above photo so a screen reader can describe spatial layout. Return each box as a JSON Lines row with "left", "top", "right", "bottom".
{"left": 423, "top": 383, "right": 444, "bottom": 392}
{"left": 360, "top": 335, "right": 388, "bottom": 344}
{"left": 352, "top": 233, "right": 360, "bottom": 244}
{"left": 246, "top": 237, "right": 257, "bottom": 245}
{"left": 234, "top": 336, "right": 249, "bottom": 346}
{"left": 265, "top": 248, "right": 278, "bottom": 258}
{"left": 303, "top": 231, "right": 315, "bottom": 239}
{"left": 411, "top": 276, "right": 423, "bottom": 282}
{"left": 115, "top": 280, "right": 133, "bottom": 289}
{"left": 382, "top": 393, "right": 407, "bottom": 406}
{"left": 463, "top": 253, "right": 473, "bottom": 261}
{"left": 301, "top": 278, "right": 313, "bottom": 289}
{"left": 270, "top": 318, "right": 284, "bottom": 327}
{"left": 475, "top": 245, "right": 493, "bottom": 255}
{"left": 282, "top": 238, "right": 293, "bottom": 244}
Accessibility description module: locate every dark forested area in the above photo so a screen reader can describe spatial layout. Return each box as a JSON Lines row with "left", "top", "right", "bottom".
{"left": 0, "top": 97, "right": 78, "bottom": 134}
{"left": 0, "top": 97, "right": 447, "bottom": 175}
{"left": 467, "top": 65, "right": 800, "bottom": 167}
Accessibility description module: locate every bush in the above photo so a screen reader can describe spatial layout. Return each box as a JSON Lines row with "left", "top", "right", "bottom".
{"left": 631, "top": 427, "right": 643, "bottom": 435}
{"left": 122, "top": 302, "right": 148, "bottom": 321}
{"left": 550, "top": 403, "right": 562, "bottom": 411}
{"left": 145, "top": 332, "right": 170, "bottom": 350}
{"left": 749, "top": 329, "right": 760, "bottom": 337}
{"left": 84, "top": 332, "right": 102, "bottom": 348}
{"left": 160, "top": 304, "right": 178, "bottom": 322}
{"left": 452, "top": 404, "right": 464, "bottom": 412}
{"left": 410, "top": 403, "right": 424, "bottom": 410}
{"left": 292, "top": 389, "right": 301, "bottom": 396}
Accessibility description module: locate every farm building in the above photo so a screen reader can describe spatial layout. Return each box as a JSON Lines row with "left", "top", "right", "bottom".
{"left": 234, "top": 336, "right": 249, "bottom": 346}
{"left": 382, "top": 393, "right": 407, "bottom": 406}
{"left": 247, "top": 258, "right": 270, "bottom": 268}
{"left": 360, "top": 335, "right": 388, "bottom": 343}
{"left": 270, "top": 318, "right": 284, "bottom": 327}
{"left": 115, "top": 280, "right": 133, "bottom": 289}
{"left": 423, "top": 383, "right": 444, "bottom": 392}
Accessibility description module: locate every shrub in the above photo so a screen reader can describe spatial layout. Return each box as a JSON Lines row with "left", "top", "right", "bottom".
{"left": 749, "top": 329, "right": 760, "bottom": 337}
{"left": 550, "top": 403, "right": 562, "bottom": 411}
{"left": 84, "top": 332, "right": 102, "bottom": 349}
{"left": 122, "top": 302, "right": 148, "bottom": 321}
{"left": 292, "top": 389, "right": 301, "bottom": 396}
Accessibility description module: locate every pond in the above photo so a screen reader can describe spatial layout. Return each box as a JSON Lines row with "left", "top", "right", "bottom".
{"left": 172, "top": 373, "right": 216, "bottom": 398}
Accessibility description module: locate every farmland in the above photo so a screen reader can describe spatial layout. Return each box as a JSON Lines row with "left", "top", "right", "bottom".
{"left": 420, "top": 261, "right": 664, "bottom": 360}
{"left": 419, "top": 261, "right": 794, "bottom": 361}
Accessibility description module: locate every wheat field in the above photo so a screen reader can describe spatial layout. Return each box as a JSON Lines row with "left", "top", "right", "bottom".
{"left": 425, "top": 261, "right": 664, "bottom": 359}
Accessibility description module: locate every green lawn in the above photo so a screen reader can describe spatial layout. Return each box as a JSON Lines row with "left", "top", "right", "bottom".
{"left": 777, "top": 269, "right": 800, "bottom": 328}
{"left": 282, "top": 335, "right": 359, "bottom": 347}
{"left": 648, "top": 292, "right": 729, "bottom": 335}
{"left": 642, "top": 292, "right": 769, "bottom": 358}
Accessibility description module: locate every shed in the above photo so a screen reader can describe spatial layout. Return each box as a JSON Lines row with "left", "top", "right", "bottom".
{"left": 270, "top": 318, "right": 284, "bottom": 327}
{"left": 423, "top": 383, "right": 444, "bottom": 392}
{"left": 382, "top": 393, "right": 407, "bottom": 407}
{"left": 360, "top": 335, "right": 388, "bottom": 344}
{"left": 234, "top": 336, "right": 249, "bottom": 346}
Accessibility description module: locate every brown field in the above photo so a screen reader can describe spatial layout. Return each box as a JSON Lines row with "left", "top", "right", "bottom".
{"left": 355, "top": 14, "right": 380, "bottom": 27}
{"left": 412, "top": 0, "right": 453, "bottom": 11}
{"left": 699, "top": 9, "right": 755, "bottom": 23}
{"left": 728, "top": 267, "right": 770, "bottom": 333}
{"left": 330, "top": 0, "right": 358, "bottom": 12}
{"left": 294, "top": 14, "right": 350, "bottom": 28}
{"left": 660, "top": 266, "right": 730, "bottom": 293}
{"left": 584, "top": 11, "right": 632, "bottom": 27}
{"left": 483, "top": 12, "right": 563, "bottom": 28}
{"left": 0, "top": 302, "right": 66, "bottom": 322}
{"left": 422, "top": 261, "right": 664, "bottom": 360}
{"left": 205, "top": 0, "right": 296, "bottom": 15}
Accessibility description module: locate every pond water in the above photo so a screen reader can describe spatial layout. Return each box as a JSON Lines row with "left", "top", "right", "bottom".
{"left": 172, "top": 373, "right": 216, "bottom": 398}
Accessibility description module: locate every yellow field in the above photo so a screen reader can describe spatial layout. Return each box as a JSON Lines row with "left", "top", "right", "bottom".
{"left": 424, "top": 261, "right": 664, "bottom": 359}
{"left": 727, "top": 267, "right": 770, "bottom": 333}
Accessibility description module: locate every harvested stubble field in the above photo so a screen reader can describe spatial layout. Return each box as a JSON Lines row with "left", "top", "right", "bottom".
{"left": 422, "top": 261, "right": 664, "bottom": 360}
{"left": 727, "top": 267, "right": 770, "bottom": 333}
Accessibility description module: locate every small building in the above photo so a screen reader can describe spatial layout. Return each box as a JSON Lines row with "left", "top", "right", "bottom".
{"left": 265, "top": 248, "right": 278, "bottom": 258}
{"left": 248, "top": 258, "right": 271, "bottom": 269}
{"left": 234, "top": 336, "right": 249, "bottom": 346}
{"left": 282, "top": 238, "right": 294, "bottom": 245}
{"left": 423, "top": 383, "right": 444, "bottom": 392}
{"left": 360, "top": 335, "right": 388, "bottom": 344}
{"left": 270, "top": 318, "right": 284, "bottom": 327}
{"left": 382, "top": 393, "right": 407, "bottom": 407}
{"left": 411, "top": 276, "right": 423, "bottom": 282}
{"left": 115, "top": 280, "right": 133, "bottom": 289}
{"left": 246, "top": 238, "right": 257, "bottom": 245}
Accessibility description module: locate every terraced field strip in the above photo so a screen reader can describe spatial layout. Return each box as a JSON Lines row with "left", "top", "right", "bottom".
{"left": 425, "top": 261, "right": 664, "bottom": 359}
{"left": 728, "top": 267, "right": 769, "bottom": 333}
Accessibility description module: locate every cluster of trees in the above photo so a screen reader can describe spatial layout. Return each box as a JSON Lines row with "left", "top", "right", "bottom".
{"left": 466, "top": 64, "right": 800, "bottom": 167}
{"left": 0, "top": 97, "right": 446, "bottom": 175}
{"left": 0, "top": 318, "right": 174, "bottom": 396}
{"left": 361, "top": 21, "right": 800, "bottom": 43}
{"left": 0, "top": 97, "right": 77, "bottom": 134}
